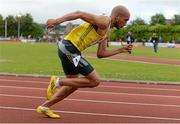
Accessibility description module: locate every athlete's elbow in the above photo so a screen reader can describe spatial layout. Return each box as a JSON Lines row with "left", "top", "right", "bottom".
{"left": 97, "top": 53, "right": 105, "bottom": 58}
{"left": 97, "top": 54, "right": 103, "bottom": 58}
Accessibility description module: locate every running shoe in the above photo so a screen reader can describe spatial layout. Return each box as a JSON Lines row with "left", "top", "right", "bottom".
{"left": 46, "top": 76, "right": 59, "bottom": 100}
{"left": 36, "top": 106, "right": 60, "bottom": 118}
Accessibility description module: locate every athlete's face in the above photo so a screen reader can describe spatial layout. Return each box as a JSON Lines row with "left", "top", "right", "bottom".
{"left": 115, "top": 15, "right": 129, "bottom": 29}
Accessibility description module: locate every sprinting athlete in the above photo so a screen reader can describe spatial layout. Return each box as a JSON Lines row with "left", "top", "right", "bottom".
{"left": 36, "top": 5, "right": 132, "bottom": 118}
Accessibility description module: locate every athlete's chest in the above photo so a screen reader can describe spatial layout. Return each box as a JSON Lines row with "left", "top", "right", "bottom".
{"left": 93, "top": 24, "right": 108, "bottom": 37}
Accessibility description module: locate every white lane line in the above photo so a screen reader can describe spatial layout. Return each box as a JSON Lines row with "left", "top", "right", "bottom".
{"left": 1, "top": 79, "right": 180, "bottom": 92}
{"left": 100, "top": 85, "right": 180, "bottom": 92}
{"left": 0, "top": 85, "right": 45, "bottom": 90}
{"left": 78, "top": 90, "right": 180, "bottom": 98}
{"left": 0, "top": 106, "right": 180, "bottom": 121}
{"left": 1, "top": 93, "right": 180, "bottom": 108}
{"left": 1, "top": 85, "right": 180, "bottom": 99}
{"left": 0, "top": 79, "right": 48, "bottom": 84}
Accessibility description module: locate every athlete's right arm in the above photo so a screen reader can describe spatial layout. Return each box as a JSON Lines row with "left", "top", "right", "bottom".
{"left": 47, "top": 11, "right": 108, "bottom": 30}
{"left": 97, "top": 39, "right": 133, "bottom": 58}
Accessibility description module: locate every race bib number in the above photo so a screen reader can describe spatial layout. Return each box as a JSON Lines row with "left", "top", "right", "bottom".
{"left": 73, "top": 55, "right": 81, "bottom": 67}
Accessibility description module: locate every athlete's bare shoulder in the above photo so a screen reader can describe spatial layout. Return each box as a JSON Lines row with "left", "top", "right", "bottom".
{"left": 95, "top": 15, "right": 111, "bottom": 30}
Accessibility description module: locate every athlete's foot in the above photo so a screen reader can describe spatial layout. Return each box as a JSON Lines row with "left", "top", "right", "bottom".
{"left": 36, "top": 106, "right": 60, "bottom": 119}
{"left": 46, "top": 76, "right": 59, "bottom": 100}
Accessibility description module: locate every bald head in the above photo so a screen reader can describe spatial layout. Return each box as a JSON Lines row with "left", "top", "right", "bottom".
{"left": 110, "top": 5, "right": 130, "bottom": 29}
{"left": 111, "top": 5, "right": 130, "bottom": 17}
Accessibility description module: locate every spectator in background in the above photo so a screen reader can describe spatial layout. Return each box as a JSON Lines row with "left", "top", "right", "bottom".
{"left": 126, "top": 32, "right": 134, "bottom": 44}
{"left": 150, "top": 33, "right": 159, "bottom": 53}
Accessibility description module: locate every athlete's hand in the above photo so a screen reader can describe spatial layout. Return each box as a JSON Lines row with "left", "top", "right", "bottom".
{"left": 46, "top": 19, "right": 56, "bottom": 32}
{"left": 122, "top": 44, "right": 133, "bottom": 54}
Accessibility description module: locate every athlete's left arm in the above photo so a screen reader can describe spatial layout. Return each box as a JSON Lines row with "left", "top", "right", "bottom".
{"left": 96, "top": 39, "right": 132, "bottom": 58}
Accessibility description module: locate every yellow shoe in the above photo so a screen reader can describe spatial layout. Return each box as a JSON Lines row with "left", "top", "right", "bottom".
{"left": 47, "top": 76, "right": 59, "bottom": 100}
{"left": 36, "top": 106, "right": 60, "bottom": 119}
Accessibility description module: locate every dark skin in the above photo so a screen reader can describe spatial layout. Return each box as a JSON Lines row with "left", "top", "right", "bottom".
{"left": 41, "top": 5, "right": 132, "bottom": 108}
{"left": 47, "top": 6, "right": 132, "bottom": 58}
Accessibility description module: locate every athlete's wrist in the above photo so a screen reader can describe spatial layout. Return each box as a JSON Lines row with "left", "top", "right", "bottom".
{"left": 55, "top": 19, "right": 60, "bottom": 26}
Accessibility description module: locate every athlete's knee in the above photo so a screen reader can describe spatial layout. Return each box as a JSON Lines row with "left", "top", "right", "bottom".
{"left": 89, "top": 78, "right": 101, "bottom": 88}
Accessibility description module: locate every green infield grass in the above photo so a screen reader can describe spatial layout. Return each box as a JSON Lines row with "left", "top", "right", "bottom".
{"left": 83, "top": 45, "right": 180, "bottom": 60}
{"left": 0, "top": 42, "right": 180, "bottom": 82}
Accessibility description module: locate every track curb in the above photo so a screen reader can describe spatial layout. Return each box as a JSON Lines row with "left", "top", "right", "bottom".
{"left": 0, "top": 73, "right": 180, "bottom": 85}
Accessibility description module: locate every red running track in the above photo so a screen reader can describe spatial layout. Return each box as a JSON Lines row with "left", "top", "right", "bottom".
{"left": 0, "top": 75, "right": 180, "bottom": 123}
